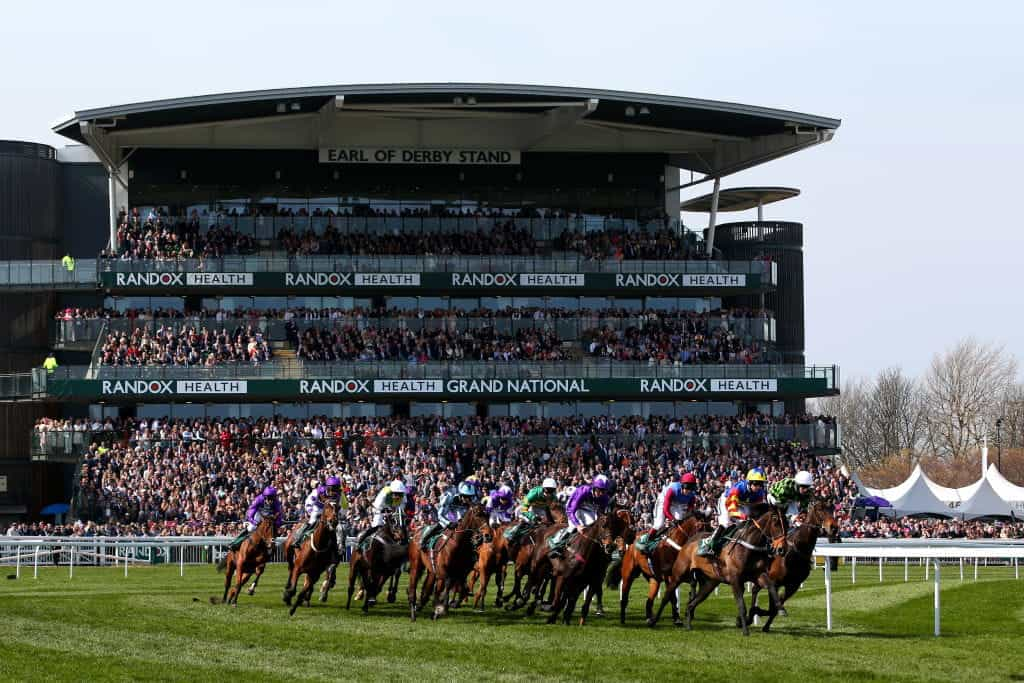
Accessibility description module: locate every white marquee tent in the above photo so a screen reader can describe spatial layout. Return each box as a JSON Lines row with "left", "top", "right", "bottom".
{"left": 855, "top": 463, "right": 1022, "bottom": 519}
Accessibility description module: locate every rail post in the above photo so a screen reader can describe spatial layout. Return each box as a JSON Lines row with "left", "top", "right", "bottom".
{"left": 933, "top": 559, "right": 941, "bottom": 637}
{"left": 824, "top": 554, "right": 833, "bottom": 631}
{"left": 904, "top": 556, "right": 908, "bottom": 582}
{"left": 878, "top": 557, "right": 883, "bottom": 582}
{"left": 15, "top": 544, "right": 20, "bottom": 578}
{"left": 851, "top": 556, "right": 856, "bottom": 584}
{"left": 960, "top": 557, "right": 964, "bottom": 581}
{"left": 33, "top": 544, "right": 39, "bottom": 579}
{"left": 1016, "top": 558, "right": 1019, "bottom": 580}
{"left": 974, "top": 557, "right": 978, "bottom": 581}
{"left": 180, "top": 543, "right": 185, "bottom": 577}
{"left": 69, "top": 544, "right": 74, "bottom": 579}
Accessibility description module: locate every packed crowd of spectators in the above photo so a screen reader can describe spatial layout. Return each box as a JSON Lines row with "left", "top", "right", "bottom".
{"left": 98, "top": 324, "right": 271, "bottom": 367}
{"left": 9, "top": 413, "right": 1019, "bottom": 540}
{"left": 585, "top": 321, "right": 766, "bottom": 364}
{"left": 277, "top": 223, "right": 537, "bottom": 257}
{"left": 101, "top": 212, "right": 257, "bottom": 260}
{"left": 295, "top": 325, "right": 568, "bottom": 362}
{"left": 97, "top": 206, "right": 709, "bottom": 261}
{"left": 555, "top": 227, "right": 700, "bottom": 261}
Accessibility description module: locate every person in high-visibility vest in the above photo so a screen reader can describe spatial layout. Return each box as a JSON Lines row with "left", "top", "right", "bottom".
{"left": 61, "top": 255, "right": 75, "bottom": 272}
{"left": 42, "top": 355, "right": 58, "bottom": 373}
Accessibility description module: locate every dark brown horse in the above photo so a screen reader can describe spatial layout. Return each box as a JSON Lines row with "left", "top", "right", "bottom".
{"left": 655, "top": 504, "right": 787, "bottom": 635}
{"left": 217, "top": 515, "right": 276, "bottom": 606}
{"left": 747, "top": 501, "right": 839, "bottom": 632}
{"left": 500, "top": 504, "right": 567, "bottom": 606}
{"left": 282, "top": 502, "right": 338, "bottom": 615}
{"left": 610, "top": 512, "right": 708, "bottom": 625}
{"left": 407, "top": 505, "right": 487, "bottom": 621}
{"left": 346, "top": 513, "right": 408, "bottom": 612}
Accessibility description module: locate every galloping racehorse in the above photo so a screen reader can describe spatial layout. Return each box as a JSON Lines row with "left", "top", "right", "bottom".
{"left": 529, "top": 513, "right": 613, "bottom": 625}
{"left": 217, "top": 515, "right": 277, "bottom": 606}
{"left": 747, "top": 500, "right": 839, "bottom": 632}
{"left": 610, "top": 512, "right": 707, "bottom": 625}
{"left": 282, "top": 501, "right": 338, "bottom": 615}
{"left": 408, "top": 504, "right": 487, "bottom": 621}
{"left": 501, "top": 504, "right": 566, "bottom": 606}
{"left": 655, "top": 504, "right": 787, "bottom": 635}
{"left": 468, "top": 522, "right": 511, "bottom": 611}
{"left": 347, "top": 512, "right": 408, "bottom": 612}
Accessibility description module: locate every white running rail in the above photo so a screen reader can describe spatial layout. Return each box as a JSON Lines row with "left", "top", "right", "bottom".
{"left": 813, "top": 541, "right": 1024, "bottom": 636}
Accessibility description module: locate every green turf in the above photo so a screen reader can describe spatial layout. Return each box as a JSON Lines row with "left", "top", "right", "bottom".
{"left": 0, "top": 561, "right": 1022, "bottom": 682}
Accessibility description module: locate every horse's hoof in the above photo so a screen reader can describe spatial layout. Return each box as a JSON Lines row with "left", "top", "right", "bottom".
{"left": 673, "top": 619, "right": 685, "bottom": 627}
{"left": 319, "top": 594, "right": 328, "bottom": 603}
{"left": 539, "top": 603, "right": 554, "bottom": 613}
{"left": 646, "top": 618, "right": 657, "bottom": 628}
{"left": 386, "top": 594, "right": 397, "bottom": 604}
{"left": 473, "top": 608, "right": 485, "bottom": 614}
{"left": 742, "top": 629, "right": 750, "bottom": 637}
{"left": 762, "top": 625, "right": 772, "bottom": 633}
{"left": 247, "top": 589, "right": 255, "bottom": 596}
{"left": 593, "top": 608, "right": 605, "bottom": 617}
{"left": 778, "top": 607, "right": 789, "bottom": 617}
{"left": 367, "top": 598, "right": 377, "bottom": 607}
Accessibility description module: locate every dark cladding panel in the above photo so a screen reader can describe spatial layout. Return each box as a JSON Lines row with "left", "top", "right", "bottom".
{"left": 61, "top": 163, "right": 109, "bottom": 258}
{"left": 0, "top": 141, "right": 61, "bottom": 260}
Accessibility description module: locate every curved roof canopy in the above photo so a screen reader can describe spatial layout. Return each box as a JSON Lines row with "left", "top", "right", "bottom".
{"left": 679, "top": 187, "right": 800, "bottom": 213}
{"left": 53, "top": 83, "right": 839, "bottom": 180}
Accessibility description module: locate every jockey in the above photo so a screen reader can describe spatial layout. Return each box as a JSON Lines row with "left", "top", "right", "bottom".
{"left": 355, "top": 479, "right": 407, "bottom": 546}
{"left": 420, "top": 479, "right": 478, "bottom": 545}
{"left": 503, "top": 478, "right": 558, "bottom": 542}
{"left": 645, "top": 472, "right": 699, "bottom": 545}
{"left": 549, "top": 475, "right": 611, "bottom": 557}
{"left": 485, "top": 485, "right": 516, "bottom": 528}
{"left": 768, "top": 470, "right": 815, "bottom": 523}
{"left": 229, "top": 486, "right": 282, "bottom": 550}
{"left": 292, "top": 476, "right": 346, "bottom": 545}
{"left": 700, "top": 468, "right": 767, "bottom": 556}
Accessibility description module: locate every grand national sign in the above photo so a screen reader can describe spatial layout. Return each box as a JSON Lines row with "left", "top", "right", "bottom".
{"left": 50, "top": 376, "right": 826, "bottom": 402}
{"left": 319, "top": 148, "right": 520, "bottom": 165}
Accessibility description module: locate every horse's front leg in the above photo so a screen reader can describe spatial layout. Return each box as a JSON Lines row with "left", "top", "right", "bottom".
{"left": 247, "top": 563, "right": 265, "bottom": 596}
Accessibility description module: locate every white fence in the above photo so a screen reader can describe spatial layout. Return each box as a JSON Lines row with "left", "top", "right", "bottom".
{"left": 812, "top": 540, "right": 1024, "bottom": 636}
{"left": 0, "top": 535, "right": 358, "bottom": 579}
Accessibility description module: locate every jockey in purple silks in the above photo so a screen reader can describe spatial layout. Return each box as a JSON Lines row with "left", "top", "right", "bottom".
{"left": 292, "top": 476, "right": 347, "bottom": 544}
{"left": 485, "top": 485, "right": 516, "bottom": 528}
{"left": 229, "top": 485, "right": 283, "bottom": 550}
{"left": 548, "top": 475, "right": 611, "bottom": 557}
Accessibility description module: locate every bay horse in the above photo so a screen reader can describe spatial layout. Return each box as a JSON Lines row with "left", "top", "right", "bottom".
{"left": 282, "top": 502, "right": 338, "bottom": 615}
{"left": 747, "top": 501, "right": 839, "bottom": 632}
{"left": 468, "top": 522, "right": 511, "bottom": 611}
{"left": 346, "top": 513, "right": 408, "bottom": 613}
{"left": 407, "top": 505, "right": 487, "bottom": 621}
{"left": 609, "top": 512, "right": 707, "bottom": 625}
{"left": 654, "top": 504, "right": 787, "bottom": 635}
{"left": 500, "top": 504, "right": 567, "bottom": 607}
{"left": 217, "top": 515, "right": 276, "bottom": 606}
{"left": 530, "top": 513, "right": 614, "bottom": 625}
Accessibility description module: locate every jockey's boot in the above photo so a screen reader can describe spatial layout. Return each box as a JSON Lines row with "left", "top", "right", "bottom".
{"left": 548, "top": 527, "right": 573, "bottom": 557}
{"left": 503, "top": 522, "right": 520, "bottom": 541}
{"left": 419, "top": 523, "right": 437, "bottom": 546}
{"left": 699, "top": 526, "right": 724, "bottom": 556}
{"left": 292, "top": 521, "right": 308, "bottom": 545}
{"left": 641, "top": 527, "right": 661, "bottom": 554}
{"left": 229, "top": 530, "right": 248, "bottom": 551}
{"left": 355, "top": 525, "right": 376, "bottom": 548}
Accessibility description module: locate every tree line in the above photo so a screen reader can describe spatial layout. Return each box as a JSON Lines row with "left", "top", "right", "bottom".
{"left": 814, "top": 338, "right": 1023, "bottom": 469}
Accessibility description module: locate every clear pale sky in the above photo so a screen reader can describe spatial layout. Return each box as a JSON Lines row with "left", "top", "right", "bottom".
{"left": 2, "top": 2, "right": 1021, "bottom": 379}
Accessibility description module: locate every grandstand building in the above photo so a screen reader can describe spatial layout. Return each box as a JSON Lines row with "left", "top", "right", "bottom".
{"left": 0, "top": 84, "right": 840, "bottom": 522}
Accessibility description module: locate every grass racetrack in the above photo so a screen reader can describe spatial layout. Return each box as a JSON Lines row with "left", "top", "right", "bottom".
{"left": 1, "top": 561, "right": 1023, "bottom": 682}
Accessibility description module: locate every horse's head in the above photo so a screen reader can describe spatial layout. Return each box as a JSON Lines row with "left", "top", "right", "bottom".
{"left": 677, "top": 511, "right": 710, "bottom": 538}
{"left": 608, "top": 507, "right": 636, "bottom": 545}
{"left": 256, "top": 514, "right": 276, "bottom": 540}
{"left": 806, "top": 500, "right": 839, "bottom": 543}
{"left": 320, "top": 501, "right": 338, "bottom": 530}
{"left": 749, "top": 505, "right": 788, "bottom": 553}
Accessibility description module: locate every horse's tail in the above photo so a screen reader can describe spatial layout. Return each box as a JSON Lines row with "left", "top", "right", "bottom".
{"left": 605, "top": 553, "right": 624, "bottom": 588}
{"left": 216, "top": 554, "right": 229, "bottom": 573}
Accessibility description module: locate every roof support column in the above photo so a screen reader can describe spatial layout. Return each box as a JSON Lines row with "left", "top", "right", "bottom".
{"left": 705, "top": 176, "right": 721, "bottom": 258}
{"left": 663, "top": 165, "right": 680, "bottom": 235}
{"left": 757, "top": 196, "right": 764, "bottom": 222}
